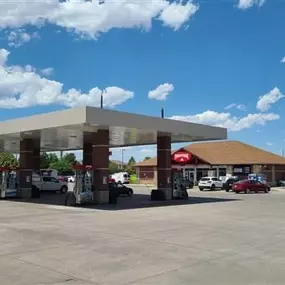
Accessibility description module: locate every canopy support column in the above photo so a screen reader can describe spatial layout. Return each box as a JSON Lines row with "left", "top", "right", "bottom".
{"left": 157, "top": 134, "right": 172, "bottom": 200}
{"left": 18, "top": 138, "right": 40, "bottom": 198}
{"left": 92, "top": 130, "right": 110, "bottom": 204}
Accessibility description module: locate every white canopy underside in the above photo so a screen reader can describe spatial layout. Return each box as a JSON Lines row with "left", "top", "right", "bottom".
{"left": 0, "top": 107, "right": 227, "bottom": 152}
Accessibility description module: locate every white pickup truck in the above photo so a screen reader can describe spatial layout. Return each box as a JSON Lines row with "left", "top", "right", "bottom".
{"left": 32, "top": 173, "right": 68, "bottom": 193}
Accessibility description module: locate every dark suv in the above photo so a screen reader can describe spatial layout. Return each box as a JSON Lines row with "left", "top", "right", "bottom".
{"left": 223, "top": 177, "right": 240, "bottom": 192}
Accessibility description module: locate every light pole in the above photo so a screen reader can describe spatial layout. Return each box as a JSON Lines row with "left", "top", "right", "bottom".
{"left": 121, "top": 149, "right": 125, "bottom": 169}
{"left": 100, "top": 90, "right": 104, "bottom": 108}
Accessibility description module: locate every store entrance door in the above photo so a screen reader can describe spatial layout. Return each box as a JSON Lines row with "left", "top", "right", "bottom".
{"left": 184, "top": 170, "right": 195, "bottom": 182}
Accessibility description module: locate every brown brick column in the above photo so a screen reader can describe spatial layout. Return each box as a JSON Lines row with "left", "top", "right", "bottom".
{"left": 18, "top": 138, "right": 40, "bottom": 198}
{"left": 33, "top": 138, "right": 41, "bottom": 170}
{"left": 83, "top": 142, "right": 92, "bottom": 166}
{"left": 92, "top": 130, "right": 109, "bottom": 204}
{"left": 157, "top": 135, "right": 172, "bottom": 200}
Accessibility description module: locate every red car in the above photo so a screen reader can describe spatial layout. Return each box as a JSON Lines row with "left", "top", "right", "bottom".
{"left": 232, "top": 180, "right": 270, "bottom": 194}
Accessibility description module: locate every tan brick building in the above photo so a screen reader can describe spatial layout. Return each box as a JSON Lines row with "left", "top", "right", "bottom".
{"left": 134, "top": 141, "right": 285, "bottom": 186}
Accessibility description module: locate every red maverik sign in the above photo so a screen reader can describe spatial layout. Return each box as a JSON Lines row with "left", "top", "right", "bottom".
{"left": 172, "top": 151, "right": 192, "bottom": 164}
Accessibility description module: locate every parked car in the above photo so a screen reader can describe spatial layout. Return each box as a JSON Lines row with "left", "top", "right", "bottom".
{"left": 111, "top": 172, "right": 130, "bottom": 184}
{"left": 223, "top": 177, "right": 240, "bottom": 192}
{"left": 198, "top": 177, "right": 224, "bottom": 191}
{"left": 109, "top": 177, "right": 115, "bottom": 183}
{"left": 67, "top": 176, "right": 75, "bottom": 183}
{"left": 232, "top": 179, "right": 270, "bottom": 194}
{"left": 109, "top": 182, "right": 133, "bottom": 197}
{"left": 58, "top": 176, "right": 68, "bottom": 182}
{"left": 277, "top": 180, "right": 285, "bottom": 187}
{"left": 32, "top": 173, "right": 68, "bottom": 193}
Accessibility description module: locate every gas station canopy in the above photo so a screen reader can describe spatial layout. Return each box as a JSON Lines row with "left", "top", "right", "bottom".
{"left": 0, "top": 106, "right": 227, "bottom": 152}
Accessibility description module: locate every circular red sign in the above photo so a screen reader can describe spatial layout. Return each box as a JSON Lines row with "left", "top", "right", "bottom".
{"left": 172, "top": 151, "right": 192, "bottom": 164}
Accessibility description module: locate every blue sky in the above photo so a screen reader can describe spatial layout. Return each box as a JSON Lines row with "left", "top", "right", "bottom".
{"left": 0, "top": 0, "right": 285, "bottom": 163}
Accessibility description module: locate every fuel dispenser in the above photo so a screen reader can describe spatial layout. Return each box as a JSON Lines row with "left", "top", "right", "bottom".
{"left": 172, "top": 169, "right": 188, "bottom": 199}
{"left": 65, "top": 164, "right": 94, "bottom": 206}
{"left": 0, "top": 166, "right": 18, "bottom": 199}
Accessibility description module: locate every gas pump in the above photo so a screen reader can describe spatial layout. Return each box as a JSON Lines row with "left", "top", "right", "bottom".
{"left": 172, "top": 169, "right": 189, "bottom": 200}
{"left": 0, "top": 166, "right": 18, "bottom": 199}
{"left": 65, "top": 164, "right": 94, "bottom": 206}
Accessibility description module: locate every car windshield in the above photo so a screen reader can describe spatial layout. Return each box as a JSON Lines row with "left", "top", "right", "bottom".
{"left": 201, "top": 178, "right": 210, "bottom": 181}
{"left": 236, "top": 180, "right": 248, "bottom": 184}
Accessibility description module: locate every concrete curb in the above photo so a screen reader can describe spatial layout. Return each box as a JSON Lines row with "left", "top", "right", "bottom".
{"left": 129, "top": 184, "right": 156, "bottom": 188}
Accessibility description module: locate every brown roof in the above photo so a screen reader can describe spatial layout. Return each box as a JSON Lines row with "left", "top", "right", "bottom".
{"left": 134, "top": 141, "right": 285, "bottom": 166}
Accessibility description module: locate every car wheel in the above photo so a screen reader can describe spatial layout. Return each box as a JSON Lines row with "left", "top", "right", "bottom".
{"left": 265, "top": 188, "right": 269, "bottom": 193}
{"left": 245, "top": 188, "right": 251, "bottom": 194}
{"left": 211, "top": 184, "right": 216, "bottom": 191}
{"left": 60, "top": 186, "right": 68, "bottom": 194}
{"left": 225, "top": 189, "right": 230, "bottom": 192}
{"left": 118, "top": 180, "right": 121, "bottom": 184}
{"left": 127, "top": 189, "right": 133, "bottom": 196}
{"left": 199, "top": 187, "right": 204, "bottom": 191}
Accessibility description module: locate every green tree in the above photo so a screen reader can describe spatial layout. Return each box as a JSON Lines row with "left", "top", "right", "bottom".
{"left": 40, "top": 152, "right": 59, "bottom": 169}
{"left": 143, "top": 156, "right": 151, "bottom": 161}
{"left": 109, "top": 161, "right": 119, "bottom": 174}
{"left": 0, "top": 152, "right": 18, "bottom": 168}
{"left": 128, "top": 156, "right": 136, "bottom": 165}
{"left": 125, "top": 156, "right": 136, "bottom": 175}
{"left": 63, "top": 153, "right": 77, "bottom": 165}
{"left": 49, "top": 159, "right": 72, "bottom": 173}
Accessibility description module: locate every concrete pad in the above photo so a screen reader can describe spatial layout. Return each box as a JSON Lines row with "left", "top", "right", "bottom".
{"left": 0, "top": 256, "right": 80, "bottom": 285}
{"left": 16, "top": 239, "right": 204, "bottom": 285}
{"left": 1, "top": 186, "right": 285, "bottom": 285}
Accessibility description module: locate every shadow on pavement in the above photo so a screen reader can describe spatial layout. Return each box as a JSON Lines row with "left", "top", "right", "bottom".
{"left": 3, "top": 192, "right": 242, "bottom": 211}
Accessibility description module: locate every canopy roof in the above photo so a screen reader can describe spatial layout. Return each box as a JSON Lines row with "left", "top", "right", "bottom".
{"left": 0, "top": 106, "right": 227, "bottom": 152}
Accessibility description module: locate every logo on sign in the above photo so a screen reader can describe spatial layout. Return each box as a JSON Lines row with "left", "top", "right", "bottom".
{"left": 173, "top": 151, "right": 191, "bottom": 164}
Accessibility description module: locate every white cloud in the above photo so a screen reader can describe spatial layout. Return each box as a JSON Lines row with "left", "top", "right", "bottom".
{"left": 110, "top": 145, "right": 157, "bottom": 162}
{"left": 266, "top": 142, "right": 274, "bottom": 146}
{"left": 140, "top": 147, "right": 156, "bottom": 153}
{"left": 7, "top": 29, "right": 40, "bottom": 48}
{"left": 0, "top": 48, "right": 133, "bottom": 108}
{"left": 256, "top": 87, "right": 284, "bottom": 112}
{"left": 39, "top": 67, "right": 54, "bottom": 77}
{"left": 0, "top": 0, "right": 199, "bottom": 39}
{"left": 0, "top": 49, "right": 9, "bottom": 66}
{"left": 281, "top": 57, "right": 285, "bottom": 63}
{"left": 224, "top": 103, "right": 236, "bottom": 110}
{"left": 225, "top": 103, "right": 246, "bottom": 111}
{"left": 148, "top": 83, "right": 174, "bottom": 101}
{"left": 158, "top": 1, "right": 199, "bottom": 31}
{"left": 236, "top": 104, "right": 246, "bottom": 111}
{"left": 170, "top": 110, "right": 279, "bottom": 132}
{"left": 237, "top": 0, "right": 266, "bottom": 9}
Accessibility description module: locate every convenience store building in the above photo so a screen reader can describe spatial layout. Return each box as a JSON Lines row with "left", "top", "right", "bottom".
{"left": 134, "top": 141, "right": 285, "bottom": 186}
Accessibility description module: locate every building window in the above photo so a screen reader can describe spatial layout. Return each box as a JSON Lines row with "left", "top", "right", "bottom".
{"left": 219, "top": 168, "right": 227, "bottom": 176}
{"left": 197, "top": 169, "right": 209, "bottom": 181}
{"left": 233, "top": 165, "right": 251, "bottom": 175}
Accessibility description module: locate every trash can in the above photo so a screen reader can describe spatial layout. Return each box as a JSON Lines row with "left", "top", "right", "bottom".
{"left": 31, "top": 185, "right": 40, "bottom": 198}
{"left": 109, "top": 188, "right": 118, "bottom": 204}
